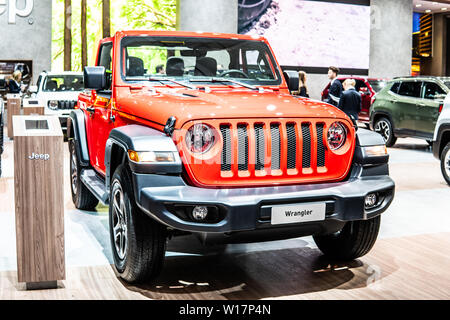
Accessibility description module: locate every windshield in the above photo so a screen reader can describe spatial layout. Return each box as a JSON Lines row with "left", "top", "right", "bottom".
{"left": 43, "top": 75, "right": 84, "bottom": 92}
{"left": 121, "top": 36, "right": 281, "bottom": 86}
{"left": 444, "top": 81, "right": 450, "bottom": 90}
{"left": 368, "top": 80, "right": 387, "bottom": 93}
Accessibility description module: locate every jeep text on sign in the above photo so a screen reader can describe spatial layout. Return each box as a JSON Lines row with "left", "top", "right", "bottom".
{"left": 0, "top": 0, "right": 34, "bottom": 24}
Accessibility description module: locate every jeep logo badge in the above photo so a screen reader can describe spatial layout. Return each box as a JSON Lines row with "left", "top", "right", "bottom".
{"left": 28, "top": 153, "right": 50, "bottom": 161}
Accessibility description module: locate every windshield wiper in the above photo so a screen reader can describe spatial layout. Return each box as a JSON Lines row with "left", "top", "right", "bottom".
{"left": 189, "top": 77, "right": 262, "bottom": 91}
{"left": 125, "top": 76, "right": 197, "bottom": 90}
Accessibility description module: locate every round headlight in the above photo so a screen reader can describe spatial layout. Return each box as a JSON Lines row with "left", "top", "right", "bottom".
{"left": 48, "top": 100, "right": 58, "bottom": 110}
{"left": 327, "top": 122, "right": 347, "bottom": 150}
{"left": 185, "top": 123, "right": 215, "bottom": 153}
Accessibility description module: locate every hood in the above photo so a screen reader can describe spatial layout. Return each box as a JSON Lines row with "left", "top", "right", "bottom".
{"left": 115, "top": 86, "right": 349, "bottom": 129}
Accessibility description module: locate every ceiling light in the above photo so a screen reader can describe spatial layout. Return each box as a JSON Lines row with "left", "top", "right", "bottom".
{"left": 416, "top": 4, "right": 422, "bottom": 7}
{"left": 442, "top": 7, "right": 448, "bottom": 11}
{"left": 425, "top": 9, "right": 431, "bottom": 13}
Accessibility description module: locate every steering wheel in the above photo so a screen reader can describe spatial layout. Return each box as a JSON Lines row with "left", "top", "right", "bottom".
{"left": 220, "top": 69, "right": 249, "bottom": 79}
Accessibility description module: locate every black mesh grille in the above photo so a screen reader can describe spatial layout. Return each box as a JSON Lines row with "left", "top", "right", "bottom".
{"left": 317, "top": 124, "right": 325, "bottom": 167}
{"left": 286, "top": 123, "right": 297, "bottom": 169}
{"left": 220, "top": 125, "right": 232, "bottom": 171}
{"left": 301, "top": 123, "right": 311, "bottom": 168}
{"left": 57, "top": 100, "right": 77, "bottom": 110}
{"left": 237, "top": 124, "right": 249, "bottom": 171}
{"left": 254, "top": 124, "right": 265, "bottom": 171}
{"left": 270, "top": 124, "right": 280, "bottom": 170}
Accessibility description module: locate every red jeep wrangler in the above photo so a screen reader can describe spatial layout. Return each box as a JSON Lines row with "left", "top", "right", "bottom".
{"left": 68, "top": 31, "right": 395, "bottom": 283}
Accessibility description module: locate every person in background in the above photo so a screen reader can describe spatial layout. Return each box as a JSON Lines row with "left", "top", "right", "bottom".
{"left": 338, "top": 78, "right": 361, "bottom": 122}
{"left": 297, "top": 71, "right": 309, "bottom": 98}
{"left": 156, "top": 64, "right": 165, "bottom": 74}
{"left": 8, "top": 70, "right": 23, "bottom": 94}
{"left": 326, "top": 66, "right": 342, "bottom": 106}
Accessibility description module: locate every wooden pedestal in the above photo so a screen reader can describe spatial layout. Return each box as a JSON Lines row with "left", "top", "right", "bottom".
{"left": 22, "top": 99, "right": 45, "bottom": 116}
{"left": 13, "top": 115, "right": 65, "bottom": 287}
{"left": 7, "top": 94, "right": 21, "bottom": 139}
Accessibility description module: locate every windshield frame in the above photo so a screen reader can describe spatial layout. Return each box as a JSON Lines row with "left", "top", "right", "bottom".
{"left": 119, "top": 36, "right": 283, "bottom": 87}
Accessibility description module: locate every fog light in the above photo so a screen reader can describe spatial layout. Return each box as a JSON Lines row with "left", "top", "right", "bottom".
{"left": 192, "top": 206, "right": 208, "bottom": 221}
{"left": 365, "top": 193, "right": 378, "bottom": 209}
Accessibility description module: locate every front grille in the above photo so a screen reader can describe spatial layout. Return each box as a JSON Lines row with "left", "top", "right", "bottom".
{"left": 57, "top": 100, "right": 77, "bottom": 110}
{"left": 220, "top": 120, "right": 330, "bottom": 176}
{"left": 179, "top": 118, "right": 355, "bottom": 187}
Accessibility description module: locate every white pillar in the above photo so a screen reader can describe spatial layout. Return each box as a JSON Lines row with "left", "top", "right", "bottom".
{"left": 177, "top": 0, "right": 238, "bottom": 34}
{"left": 369, "top": 0, "right": 413, "bottom": 78}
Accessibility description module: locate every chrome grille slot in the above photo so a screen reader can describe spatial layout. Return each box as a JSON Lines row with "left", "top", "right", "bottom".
{"left": 301, "top": 123, "right": 311, "bottom": 168}
{"left": 220, "top": 125, "right": 232, "bottom": 171}
{"left": 237, "top": 124, "right": 249, "bottom": 171}
{"left": 254, "top": 124, "right": 265, "bottom": 171}
{"left": 286, "top": 123, "right": 297, "bottom": 169}
{"left": 317, "top": 123, "right": 325, "bottom": 167}
{"left": 270, "top": 124, "right": 280, "bottom": 170}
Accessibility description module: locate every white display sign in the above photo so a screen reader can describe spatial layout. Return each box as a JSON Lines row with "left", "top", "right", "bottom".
{"left": 0, "top": 0, "right": 34, "bottom": 24}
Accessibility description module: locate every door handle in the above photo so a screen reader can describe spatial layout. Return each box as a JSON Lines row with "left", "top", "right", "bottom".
{"left": 86, "top": 107, "right": 95, "bottom": 114}
{"left": 390, "top": 100, "right": 397, "bottom": 103}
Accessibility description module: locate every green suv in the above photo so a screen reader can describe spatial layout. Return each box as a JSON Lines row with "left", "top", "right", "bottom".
{"left": 370, "top": 76, "right": 449, "bottom": 146}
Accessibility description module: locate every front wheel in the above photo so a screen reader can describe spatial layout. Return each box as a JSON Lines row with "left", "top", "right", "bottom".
{"left": 441, "top": 142, "right": 450, "bottom": 186}
{"left": 313, "top": 216, "right": 381, "bottom": 260}
{"left": 109, "top": 164, "right": 167, "bottom": 284}
{"left": 374, "top": 117, "right": 397, "bottom": 147}
{"left": 69, "top": 139, "right": 99, "bottom": 210}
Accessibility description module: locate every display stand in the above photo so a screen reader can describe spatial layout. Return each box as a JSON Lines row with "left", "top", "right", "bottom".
{"left": 6, "top": 94, "right": 21, "bottom": 139}
{"left": 13, "top": 115, "right": 65, "bottom": 290}
{"left": 22, "top": 99, "right": 45, "bottom": 116}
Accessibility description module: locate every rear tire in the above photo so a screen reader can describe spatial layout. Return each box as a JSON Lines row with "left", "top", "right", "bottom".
{"left": 313, "top": 216, "right": 381, "bottom": 260}
{"left": 109, "top": 164, "right": 167, "bottom": 284}
{"left": 69, "top": 139, "right": 99, "bottom": 210}
{"left": 440, "top": 142, "right": 450, "bottom": 186}
{"left": 374, "top": 117, "right": 397, "bottom": 147}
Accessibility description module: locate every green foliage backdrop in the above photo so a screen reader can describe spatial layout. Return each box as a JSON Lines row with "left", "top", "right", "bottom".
{"left": 52, "top": 0, "right": 176, "bottom": 72}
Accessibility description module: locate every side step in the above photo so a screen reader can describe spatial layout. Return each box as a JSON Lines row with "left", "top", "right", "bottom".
{"left": 80, "top": 169, "right": 109, "bottom": 205}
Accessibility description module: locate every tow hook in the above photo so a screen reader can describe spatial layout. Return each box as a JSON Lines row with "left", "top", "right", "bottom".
{"left": 164, "top": 116, "right": 176, "bottom": 136}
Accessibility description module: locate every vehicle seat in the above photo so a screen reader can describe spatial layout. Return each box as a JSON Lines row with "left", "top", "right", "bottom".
{"left": 127, "top": 56, "right": 145, "bottom": 77}
{"left": 166, "top": 57, "right": 185, "bottom": 77}
{"left": 195, "top": 57, "right": 217, "bottom": 76}
{"left": 47, "top": 80, "right": 58, "bottom": 91}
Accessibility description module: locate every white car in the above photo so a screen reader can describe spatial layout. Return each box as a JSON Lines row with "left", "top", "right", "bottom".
{"left": 30, "top": 71, "right": 84, "bottom": 131}
{"left": 433, "top": 92, "right": 450, "bottom": 185}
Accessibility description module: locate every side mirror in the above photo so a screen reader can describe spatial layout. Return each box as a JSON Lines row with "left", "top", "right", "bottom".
{"left": 283, "top": 71, "right": 299, "bottom": 93}
{"left": 84, "top": 66, "right": 107, "bottom": 90}
{"left": 29, "top": 85, "right": 38, "bottom": 93}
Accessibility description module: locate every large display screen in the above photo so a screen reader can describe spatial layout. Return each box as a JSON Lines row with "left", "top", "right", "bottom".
{"left": 238, "top": 0, "right": 370, "bottom": 70}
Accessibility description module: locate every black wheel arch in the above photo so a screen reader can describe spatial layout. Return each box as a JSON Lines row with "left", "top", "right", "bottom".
{"left": 434, "top": 124, "right": 450, "bottom": 159}
{"left": 371, "top": 111, "right": 395, "bottom": 131}
{"left": 68, "top": 110, "right": 90, "bottom": 167}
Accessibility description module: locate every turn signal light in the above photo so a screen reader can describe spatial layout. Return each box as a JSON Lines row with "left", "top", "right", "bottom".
{"left": 363, "top": 145, "right": 387, "bottom": 157}
{"left": 128, "top": 150, "right": 175, "bottom": 163}
{"left": 439, "top": 104, "right": 443, "bottom": 114}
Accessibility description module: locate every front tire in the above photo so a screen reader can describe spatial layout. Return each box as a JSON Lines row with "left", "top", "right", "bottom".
{"left": 441, "top": 142, "right": 450, "bottom": 186}
{"left": 69, "top": 139, "right": 99, "bottom": 210}
{"left": 313, "top": 216, "right": 381, "bottom": 260}
{"left": 109, "top": 164, "right": 167, "bottom": 284}
{"left": 374, "top": 117, "right": 397, "bottom": 147}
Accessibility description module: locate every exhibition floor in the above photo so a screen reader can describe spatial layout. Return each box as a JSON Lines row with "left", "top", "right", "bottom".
{"left": 0, "top": 133, "right": 449, "bottom": 300}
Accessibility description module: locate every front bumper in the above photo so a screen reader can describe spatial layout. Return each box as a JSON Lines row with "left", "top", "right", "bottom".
{"left": 133, "top": 168, "right": 395, "bottom": 238}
